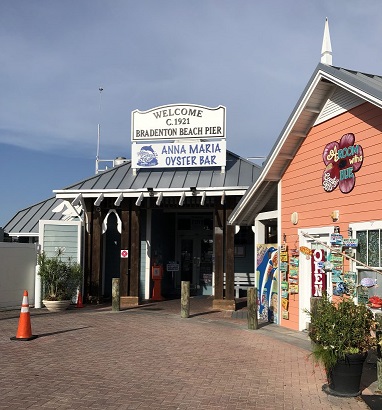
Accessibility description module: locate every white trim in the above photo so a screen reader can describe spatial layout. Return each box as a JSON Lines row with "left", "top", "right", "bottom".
{"left": 298, "top": 226, "right": 333, "bottom": 331}
{"left": 102, "top": 210, "right": 122, "bottom": 234}
{"left": 37, "top": 220, "right": 82, "bottom": 309}
{"left": 349, "top": 221, "right": 382, "bottom": 274}
{"left": 54, "top": 186, "right": 248, "bottom": 195}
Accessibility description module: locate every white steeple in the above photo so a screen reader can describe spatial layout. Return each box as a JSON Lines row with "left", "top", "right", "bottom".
{"left": 321, "top": 17, "right": 332, "bottom": 65}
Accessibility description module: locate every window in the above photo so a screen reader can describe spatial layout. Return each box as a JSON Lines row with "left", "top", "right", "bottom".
{"left": 352, "top": 223, "right": 382, "bottom": 303}
{"left": 356, "top": 229, "right": 382, "bottom": 268}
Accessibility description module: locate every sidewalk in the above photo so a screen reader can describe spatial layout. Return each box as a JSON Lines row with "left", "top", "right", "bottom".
{"left": 0, "top": 296, "right": 379, "bottom": 409}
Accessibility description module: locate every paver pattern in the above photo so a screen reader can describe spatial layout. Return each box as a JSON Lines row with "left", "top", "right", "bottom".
{"left": 0, "top": 296, "right": 372, "bottom": 409}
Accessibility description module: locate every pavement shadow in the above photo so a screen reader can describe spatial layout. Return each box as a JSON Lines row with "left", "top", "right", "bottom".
{"left": 189, "top": 310, "right": 221, "bottom": 318}
{"left": 361, "top": 395, "right": 382, "bottom": 409}
{"left": 36, "top": 326, "right": 91, "bottom": 338}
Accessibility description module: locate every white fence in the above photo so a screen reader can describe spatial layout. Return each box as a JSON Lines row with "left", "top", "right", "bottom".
{"left": 0, "top": 243, "right": 37, "bottom": 309}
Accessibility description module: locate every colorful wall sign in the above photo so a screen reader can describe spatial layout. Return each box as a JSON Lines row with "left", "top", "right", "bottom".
{"left": 322, "top": 133, "right": 363, "bottom": 194}
{"left": 311, "top": 249, "right": 327, "bottom": 297}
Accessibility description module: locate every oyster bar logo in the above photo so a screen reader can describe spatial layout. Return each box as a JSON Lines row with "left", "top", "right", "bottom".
{"left": 137, "top": 146, "right": 158, "bottom": 166}
{"left": 322, "top": 133, "right": 363, "bottom": 194}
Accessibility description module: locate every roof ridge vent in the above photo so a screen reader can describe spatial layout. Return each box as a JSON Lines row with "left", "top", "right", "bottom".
{"left": 114, "top": 156, "right": 128, "bottom": 167}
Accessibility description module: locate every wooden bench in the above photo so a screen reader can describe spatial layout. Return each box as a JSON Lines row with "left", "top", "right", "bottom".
{"left": 223, "top": 272, "right": 255, "bottom": 298}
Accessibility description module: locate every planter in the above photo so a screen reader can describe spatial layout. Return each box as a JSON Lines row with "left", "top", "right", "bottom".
{"left": 323, "top": 352, "right": 367, "bottom": 397}
{"left": 43, "top": 300, "right": 71, "bottom": 312}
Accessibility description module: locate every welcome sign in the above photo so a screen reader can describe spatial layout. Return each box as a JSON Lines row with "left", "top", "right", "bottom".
{"left": 131, "top": 104, "right": 226, "bottom": 169}
{"left": 131, "top": 104, "right": 226, "bottom": 141}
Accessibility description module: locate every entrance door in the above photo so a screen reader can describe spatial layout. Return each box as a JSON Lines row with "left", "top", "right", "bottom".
{"left": 299, "top": 230, "right": 330, "bottom": 331}
{"left": 178, "top": 236, "right": 213, "bottom": 295}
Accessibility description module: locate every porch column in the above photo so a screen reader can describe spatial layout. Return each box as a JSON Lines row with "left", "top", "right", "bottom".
{"left": 83, "top": 199, "right": 93, "bottom": 303}
{"left": 91, "top": 205, "right": 103, "bottom": 303}
{"left": 119, "top": 201, "right": 130, "bottom": 308}
{"left": 130, "top": 204, "right": 140, "bottom": 302}
{"left": 120, "top": 202, "right": 140, "bottom": 309}
{"left": 213, "top": 200, "right": 235, "bottom": 310}
{"left": 225, "top": 198, "right": 235, "bottom": 302}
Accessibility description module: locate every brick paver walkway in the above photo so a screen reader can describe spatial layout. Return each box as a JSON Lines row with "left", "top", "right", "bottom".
{"left": 0, "top": 296, "right": 372, "bottom": 409}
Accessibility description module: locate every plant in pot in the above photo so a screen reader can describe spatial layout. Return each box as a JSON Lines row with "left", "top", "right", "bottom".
{"left": 38, "top": 248, "right": 83, "bottom": 312}
{"left": 306, "top": 292, "right": 376, "bottom": 397}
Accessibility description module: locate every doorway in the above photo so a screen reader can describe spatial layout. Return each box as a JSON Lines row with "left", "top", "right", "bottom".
{"left": 298, "top": 229, "right": 331, "bottom": 330}
{"left": 176, "top": 214, "right": 213, "bottom": 295}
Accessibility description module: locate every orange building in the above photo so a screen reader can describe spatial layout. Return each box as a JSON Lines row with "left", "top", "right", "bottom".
{"left": 229, "top": 26, "right": 382, "bottom": 330}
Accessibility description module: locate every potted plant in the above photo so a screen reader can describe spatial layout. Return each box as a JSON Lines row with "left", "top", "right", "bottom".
{"left": 306, "top": 293, "right": 376, "bottom": 397}
{"left": 38, "top": 248, "right": 83, "bottom": 312}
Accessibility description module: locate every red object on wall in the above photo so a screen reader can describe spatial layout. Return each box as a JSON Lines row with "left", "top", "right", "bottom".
{"left": 311, "top": 249, "right": 327, "bottom": 297}
{"left": 151, "top": 265, "right": 164, "bottom": 301}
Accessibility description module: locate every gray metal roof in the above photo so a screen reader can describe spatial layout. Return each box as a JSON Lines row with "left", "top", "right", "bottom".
{"left": 229, "top": 63, "right": 382, "bottom": 226}
{"left": 4, "top": 197, "right": 65, "bottom": 237}
{"left": 58, "top": 150, "right": 259, "bottom": 192}
{"left": 5, "top": 150, "right": 261, "bottom": 236}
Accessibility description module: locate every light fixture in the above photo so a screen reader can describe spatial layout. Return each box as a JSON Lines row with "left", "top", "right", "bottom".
{"left": 147, "top": 187, "right": 154, "bottom": 197}
{"left": 190, "top": 186, "right": 197, "bottom": 196}
{"left": 348, "top": 227, "right": 353, "bottom": 237}
{"left": 331, "top": 210, "right": 339, "bottom": 222}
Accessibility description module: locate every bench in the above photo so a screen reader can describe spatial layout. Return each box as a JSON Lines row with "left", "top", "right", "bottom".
{"left": 223, "top": 272, "right": 255, "bottom": 298}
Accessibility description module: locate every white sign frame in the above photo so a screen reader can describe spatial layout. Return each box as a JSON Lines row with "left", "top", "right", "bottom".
{"left": 131, "top": 104, "right": 226, "bottom": 141}
{"left": 132, "top": 140, "right": 226, "bottom": 169}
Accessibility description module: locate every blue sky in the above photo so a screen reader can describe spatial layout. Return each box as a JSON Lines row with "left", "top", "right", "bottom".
{"left": 1, "top": 0, "right": 382, "bottom": 227}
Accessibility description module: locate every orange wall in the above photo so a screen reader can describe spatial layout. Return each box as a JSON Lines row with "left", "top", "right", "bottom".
{"left": 280, "top": 102, "right": 382, "bottom": 329}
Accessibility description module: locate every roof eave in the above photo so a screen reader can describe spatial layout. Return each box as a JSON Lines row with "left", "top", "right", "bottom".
{"left": 229, "top": 63, "right": 382, "bottom": 226}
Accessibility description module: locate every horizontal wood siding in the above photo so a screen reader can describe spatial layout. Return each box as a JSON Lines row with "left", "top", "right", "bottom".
{"left": 280, "top": 102, "right": 382, "bottom": 330}
{"left": 42, "top": 224, "right": 79, "bottom": 261}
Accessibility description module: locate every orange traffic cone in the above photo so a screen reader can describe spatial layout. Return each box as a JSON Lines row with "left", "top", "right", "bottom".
{"left": 76, "top": 289, "right": 84, "bottom": 308}
{"left": 10, "top": 290, "right": 38, "bottom": 341}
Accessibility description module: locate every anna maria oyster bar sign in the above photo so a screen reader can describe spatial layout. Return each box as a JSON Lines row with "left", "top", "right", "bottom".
{"left": 131, "top": 104, "right": 226, "bottom": 168}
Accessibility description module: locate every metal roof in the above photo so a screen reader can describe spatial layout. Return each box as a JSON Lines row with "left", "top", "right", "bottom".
{"left": 5, "top": 150, "right": 261, "bottom": 236}
{"left": 228, "top": 63, "right": 382, "bottom": 226}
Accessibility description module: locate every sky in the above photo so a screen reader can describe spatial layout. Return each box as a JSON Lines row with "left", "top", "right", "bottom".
{"left": 1, "top": 0, "right": 382, "bottom": 227}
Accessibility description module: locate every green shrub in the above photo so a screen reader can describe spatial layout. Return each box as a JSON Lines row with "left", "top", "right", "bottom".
{"left": 306, "top": 293, "right": 376, "bottom": 371}
{"left": 38, "top": 250, "right": 83, "bottom": 301}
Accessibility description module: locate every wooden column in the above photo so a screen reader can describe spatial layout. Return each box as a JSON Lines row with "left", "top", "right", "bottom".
{"left": 225, "top": 201, "right": 235, "bottom": 302}
{"left": 214, "top": 203, "right": 224, "bottom": 299}
{"left": 91, "top": 205, "right": 103, "bottom": 303}
{"left": 128, "top": 204, "right": 140, "bottom": 305}
{"left": 119, "top": 201, "right": 130, "bottom": 305}
{"left": 83, "top": 199, "right": 93, "bottom": 303}
{"left": 120, "top": 203, "right": 140, "bottom": 309}
{"left": 213, "top": 200, "right": 234, "bottom": 310}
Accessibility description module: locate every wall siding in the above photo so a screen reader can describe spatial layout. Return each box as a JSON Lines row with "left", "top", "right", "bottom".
{"left": 280, "top": 102, "right": 382, "bottom": 330}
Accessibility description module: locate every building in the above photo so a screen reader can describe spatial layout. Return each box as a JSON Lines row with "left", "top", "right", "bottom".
{"left": 229, "top": 21, "right": 382, "bottom": 330}
{"left": 4, "top": 104, "right": 262, "bottom": 311}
